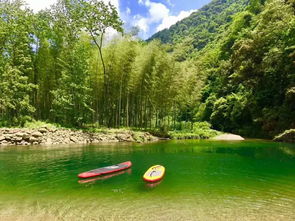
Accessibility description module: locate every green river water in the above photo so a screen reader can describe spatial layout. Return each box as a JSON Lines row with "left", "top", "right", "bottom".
{"left": 0, "top": 140, "right": 294, "bottom": 221}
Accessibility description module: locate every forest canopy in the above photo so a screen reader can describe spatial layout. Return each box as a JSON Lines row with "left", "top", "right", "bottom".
{"left": 0, "top": 0, "right": 294, "bottom": 139}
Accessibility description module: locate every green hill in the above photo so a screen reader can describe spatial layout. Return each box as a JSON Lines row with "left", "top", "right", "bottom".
{"left": 150, "top": 0, "right": 295, "bottom": 138}
{"left": 148, "top": 0, "right": 249, "bottom": 51}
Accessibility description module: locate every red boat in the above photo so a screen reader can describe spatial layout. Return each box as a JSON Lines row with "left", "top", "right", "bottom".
{"left": 78, "top": 161, "right": 132, "bottom": 179}
{"left": 78, "top": 169, "right": 132, "bottom": 184}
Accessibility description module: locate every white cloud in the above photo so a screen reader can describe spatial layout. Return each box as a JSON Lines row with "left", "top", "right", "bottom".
{"left": 134, "top": 15, "right": 149, "bottom": 33}
{"left": 133, "top": 0, "right": 196, "bottom": 39}
{"left": 156, "top": 9, "right": 196, "bottom": 32}
{"left": 133, "top": 0, "right": 170, "bottom": 38}
{"left": 148, "top": 2, "right": 169, "bottom": 23}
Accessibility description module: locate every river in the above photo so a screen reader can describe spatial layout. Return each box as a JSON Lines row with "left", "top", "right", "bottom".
{"left": 0, "top": 140, "right": 294, "bottom": 220}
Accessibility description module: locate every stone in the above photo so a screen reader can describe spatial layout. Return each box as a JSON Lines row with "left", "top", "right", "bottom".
{"left": 13, "top": 136, "right": 23, "bottom": 142}
{"left": 116, "top": 134, "right": 133, "bottom": 142}
{"left": 212, "top": 134, "right": 245, "bottom": 141}
{"left": 70, "top": 136, "right": 78, "bottom": 143}
{"left": 0, "top": 127, "right": 160, "bottom": 146}
{"left": 38, "top": 128, "right": 48, "bottom": 133}
{"left": 45, "top": 138, "right": 53, "bottom": 145}
{"left": 31, "top": 131, "right": 43, "bottom": 137}
{"left": 19, "top": 140, "right": 29, "bottom": 145}
{"left": 29, "top": 137, "right": 39, "bottom": 142}
{"left": 15, "top": 132, "right": 25, "bottom": 137}
{"left": 4, "top": 134, "right": 12, "bottom": 140}
{"left": 63, "top": 138, "right": 71, "bottom": 144}
{"left": 23, "top": 134, "right": 30, "bottom": 140}
{"left": 0, "top": 140, "right": 8, "bottom": 144}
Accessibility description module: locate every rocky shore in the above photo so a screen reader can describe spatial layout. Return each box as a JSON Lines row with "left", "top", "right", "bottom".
{"left": 0, "top": 128, "right": 159, "bottom": 146}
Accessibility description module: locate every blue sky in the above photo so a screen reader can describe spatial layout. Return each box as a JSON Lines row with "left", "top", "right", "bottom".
{"left": 120, "top": 0, "right": 212, "bottom": 39}
{"left": 24, "top": 0, "right": 212, "bottom": 39}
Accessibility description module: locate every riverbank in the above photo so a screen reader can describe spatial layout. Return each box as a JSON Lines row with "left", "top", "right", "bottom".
{"left": 0, "top": 127, "right": 159, "bottom": 146}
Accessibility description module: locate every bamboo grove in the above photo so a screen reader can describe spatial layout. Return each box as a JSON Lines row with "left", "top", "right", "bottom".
{"left": 0, "top": 0, "right": 198, "bottom": 129}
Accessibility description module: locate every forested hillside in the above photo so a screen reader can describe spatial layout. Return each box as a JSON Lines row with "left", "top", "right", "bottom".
{"left": 151, "top": 0, "right": 295, "bottom": 137}
{"left": 0, "top": 0, "right": 294, "bottom": 139}
{"left": 149, "top": 0, "right": 250, "bottom": 60}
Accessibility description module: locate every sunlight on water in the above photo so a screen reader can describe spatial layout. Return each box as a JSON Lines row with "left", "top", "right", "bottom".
{"left": 0, "top": 140, "right": 294, "bottom": 220}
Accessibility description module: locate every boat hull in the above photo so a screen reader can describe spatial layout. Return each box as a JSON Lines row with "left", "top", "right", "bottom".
{"left": 78, "top": 161, "right": 132, "bottom": 178}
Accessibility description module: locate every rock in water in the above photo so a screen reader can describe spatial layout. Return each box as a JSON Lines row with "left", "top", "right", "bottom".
{"left": 212, "top": 134, "right": 245, "bottom": 141}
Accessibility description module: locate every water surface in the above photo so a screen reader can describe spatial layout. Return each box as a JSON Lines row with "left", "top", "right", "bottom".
{"left": 0, "top": 140, "right": 294, "bottom": 220}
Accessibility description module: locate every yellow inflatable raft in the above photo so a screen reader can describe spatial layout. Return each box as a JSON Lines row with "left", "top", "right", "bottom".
{"left": 143, "top": 165, "right": 165, "bottom": 182}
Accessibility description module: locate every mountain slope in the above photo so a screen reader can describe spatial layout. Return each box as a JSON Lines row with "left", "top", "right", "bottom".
{"left": 148, "top": 0, "right": 250, "bottom": 51}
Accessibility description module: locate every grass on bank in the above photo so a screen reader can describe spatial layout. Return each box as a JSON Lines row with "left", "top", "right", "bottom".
{"left": 168, "top": 122, "right": 221, "bottom": 139}
{"left": 23, "top": 120, "right": 61, "bottom": 130}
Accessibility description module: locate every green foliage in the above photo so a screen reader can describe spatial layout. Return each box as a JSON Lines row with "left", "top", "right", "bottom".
{"left": 196, "top": 0, "right": 295, "bottom": 136}
{"left": 51, "top": 35, "right": 94, "bottom": 127}
{"left": 151, "top": 0, "right": 295, "bottom": 137}
{"left": 1, "top": 0, "right": 294, "bottom": 140}
{"left": 0, "top": 1, "right": 36, "bottom": 126}
{"left": 149, "top": 0, "right": 249, "bottom": 58}
{"left": 169, "top": 121, "right": 220, "bottom": 139}
{"left": 23, "top": 120, "right": 60, "bottom": 129}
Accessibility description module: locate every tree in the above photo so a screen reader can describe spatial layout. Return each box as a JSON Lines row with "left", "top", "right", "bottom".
{"left": 69, "top": 0, "right": 123, "bottom": 125}
{"left": 0, "top": 0, "right": 36, "bottom": 126}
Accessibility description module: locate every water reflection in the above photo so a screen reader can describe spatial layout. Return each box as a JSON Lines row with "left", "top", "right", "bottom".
{"left": 145, "top": 180, "right": 163, "bottom": 189}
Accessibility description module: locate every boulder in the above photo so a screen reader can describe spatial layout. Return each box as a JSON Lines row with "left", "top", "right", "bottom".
{"left": 29, "top": 136, "right": 39, "bottom": 142}
{"left": 13, "top": 136, "right": 23, "bottom": 142}
{"left": 22, "top": 134, "right": 30, "bottom": 140}
{"left": 4, "top": 134, "right": 12, "bottom": 140}
{"left": 212, "top": 134, "right": 245, "bottom": 141}
{"left": 70, "top": 136, "right": 78, "bottom": 143}
{"left": 15, "top": 132, "right": 26, "bottom": 137}
{"left": 0, "top": 140, "right": 10, "bottom": 146}
{"left": 20, "top": 141, "right": 30, "bottom": 145}
{"left": 38, "top": 128, "right": 48, "bottom": 133}
{"left": 31, "top": 131, "right": 43, "bottom": 137}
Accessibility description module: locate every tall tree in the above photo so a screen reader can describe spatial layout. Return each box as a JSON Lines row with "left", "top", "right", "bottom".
{"left": 69, "top": 0, "right": 123, "bottom": 126}
{"left": 0, "top": 0, "right": 36, "bottom": 126}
